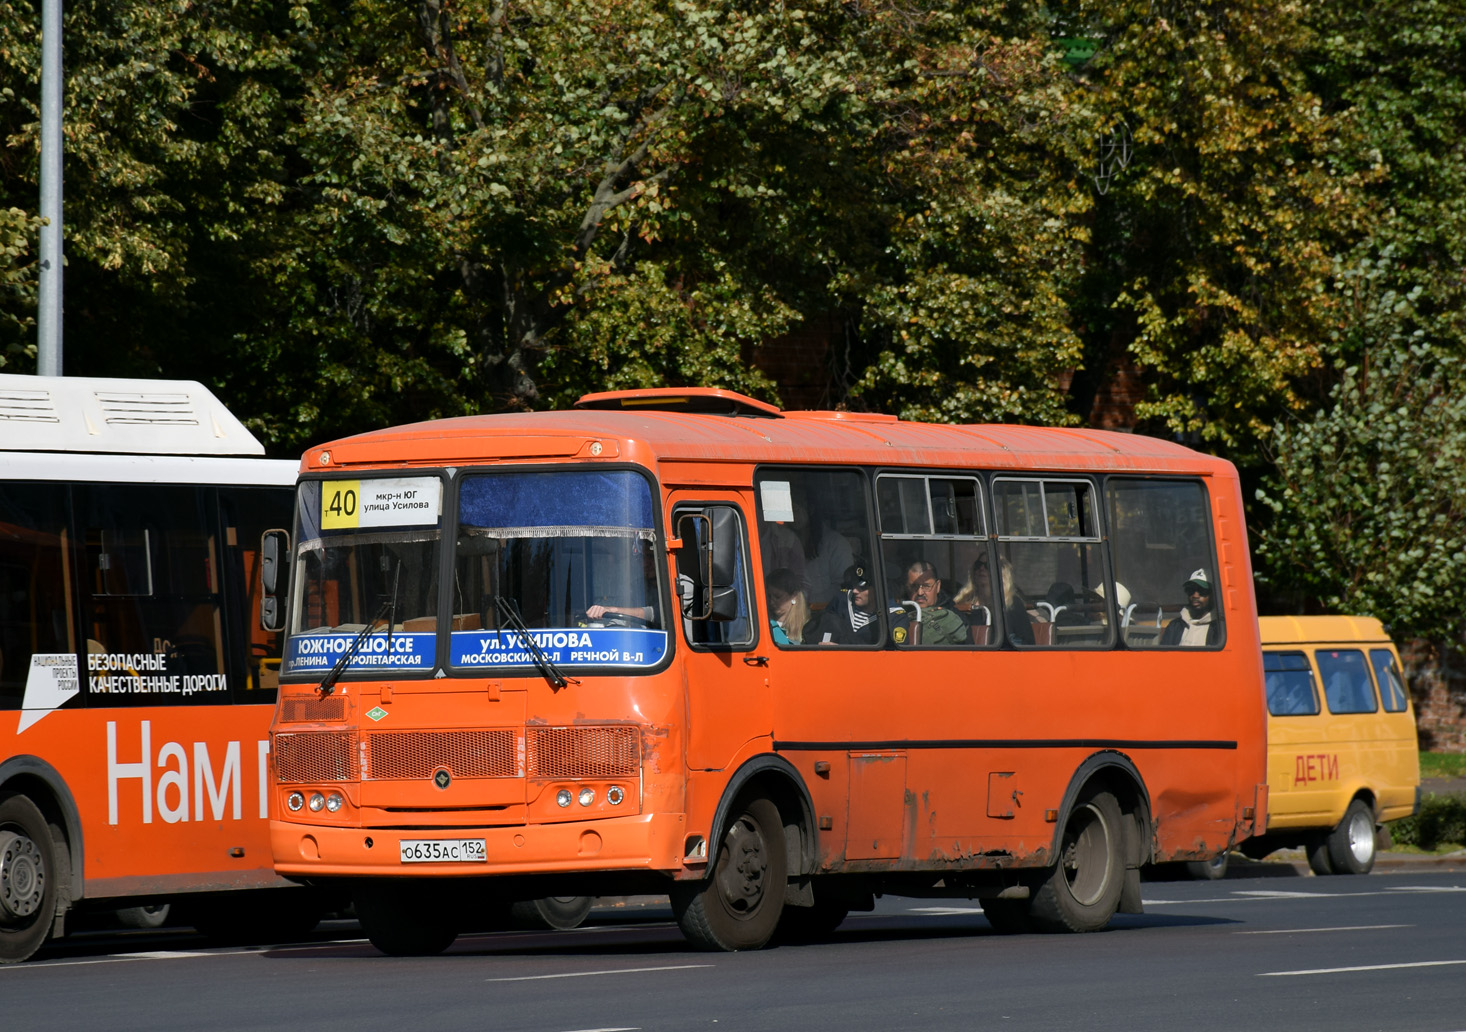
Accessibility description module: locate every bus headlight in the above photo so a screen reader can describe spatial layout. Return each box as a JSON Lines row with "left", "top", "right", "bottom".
{"left": 556, "top": 789, "right": 572, "bottom": 808}
{"left": 607, "top": 786, "right": 625, "bottom": 806}
{"left": 308, "top": 792, "right": 326, "bottom": 812}
{"left": 325, "top": 792, "right": 344, "bottom": 813}
{"left": 578, "top": 788, "right": 596, "bottom": 807}
{"left": 287, "top": 792, "right": 305, "bottom": 812}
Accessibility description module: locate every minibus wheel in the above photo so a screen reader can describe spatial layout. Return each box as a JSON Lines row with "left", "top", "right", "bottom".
{"left": 0, "top": 793, "right": 59, "bottom": 964}
{"left": 1326, "top": 799, "right": 1377, "bottom": 875}
{"left": 672, "top": 796, "right": 787, "bottom": 951}
{"left": 1029, "top": 789, "right": 1124, "bottom": 933}
{"left": 509, "top": 896, "right": 594, "bottom": 930}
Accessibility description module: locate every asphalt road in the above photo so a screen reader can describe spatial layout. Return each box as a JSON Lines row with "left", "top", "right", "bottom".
{"left": 7, "top": 871, "right": 1466, "bottom": 1032}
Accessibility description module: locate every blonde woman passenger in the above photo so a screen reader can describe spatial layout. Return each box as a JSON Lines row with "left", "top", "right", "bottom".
{"left": 766, "top": 567, "right": 811, "bottom": 645}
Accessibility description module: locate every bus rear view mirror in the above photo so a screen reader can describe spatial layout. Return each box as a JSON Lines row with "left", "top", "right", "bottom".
{"left": 675, "top": 508, "right": 739, "bottom": 623}
{"left": 260, "top": 529, "right": 290, "bottom": 631}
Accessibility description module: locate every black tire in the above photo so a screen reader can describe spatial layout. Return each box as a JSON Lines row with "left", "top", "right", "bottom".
{"left": 672, "top": 796, "right": 787, "bottom": 951}
{"left": 353, "top": 881, "right": 459, "bottom": 956}
{"left": 509, "top": 896, "right": 594, "bottom": 930}
{"left": 116, "top": 903, "right": 171, "bottom": 929}
{"left": 1326, "top": 799, "right": 1378, "bottom": 875}
{"left": 1307, "top": 835, "right": 1335, "bottom": 876}
{"left": 1186, "top": 852, "right": 1230, "bottom": 881}
{"left": 979, "top": 897, "right": 1033, "bottom": 934}
{"left": 775, "top": 897, "right": 849, "bottom": 944}
{"left": 0, "top": 793, "right": 60, "bottom": 964}
{"left": 1029, "top": 790, "right": 1124, "bottom": 933}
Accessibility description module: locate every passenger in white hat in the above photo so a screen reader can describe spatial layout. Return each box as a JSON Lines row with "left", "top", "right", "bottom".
{"left": 1160, "top": 569, "right": 1221, "bottom": 647}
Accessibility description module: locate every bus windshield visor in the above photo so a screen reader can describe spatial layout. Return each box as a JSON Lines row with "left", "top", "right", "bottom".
{"left": 283, "top": 476, "right": 444, "bottom": 677}
{"left": 450, "top": 470, "right": 668, "bottom": 671}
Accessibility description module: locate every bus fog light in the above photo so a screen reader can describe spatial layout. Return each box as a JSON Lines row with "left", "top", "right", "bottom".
{"left": 325, "top": 792, "right": 344, "bottom": 813}
{"left": 286, "top": 792, "right": 305, "bottom": 812}
{"left": 607, "top": 786, "right": 625, "bottom": 805}
{"left": 308, "top": 792, "right": 326, "bottom": 812}
{"left": 578, "top": 788, "right": 595, "bottom": 807}
{"left": 556, "top": 789, "right": 572, "bottom": 808}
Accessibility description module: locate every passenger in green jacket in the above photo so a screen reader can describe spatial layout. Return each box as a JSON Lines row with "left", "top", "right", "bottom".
{"left": 903, "top": 561, "right": 971, "bottom": 646}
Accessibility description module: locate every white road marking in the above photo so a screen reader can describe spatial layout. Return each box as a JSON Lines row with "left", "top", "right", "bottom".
{"left": 1144, "top": 884, "right": 1466, "bottom": 906}
{"left": 1260, "top": 959, "right": 1466, "bottom": 977}
{"left": 487, "top": 964, "right": 713, "bottom": 982}
{"left": 1237, "top": 924, "right": 1410, "bottom": 935}
{"left": 908, "top": 907, "right": 986, "bottom": 916}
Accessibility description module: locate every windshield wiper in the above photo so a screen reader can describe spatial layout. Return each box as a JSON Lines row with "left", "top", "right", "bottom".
{"left": 319, "top": 563, "right": 401, "bottom": 698}
{"left": 494, "top": 595, "right": 578, "bottom": 690}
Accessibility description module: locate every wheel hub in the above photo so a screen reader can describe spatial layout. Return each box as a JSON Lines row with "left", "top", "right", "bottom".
{"left": 717, "top": 818, "right": 767, "bottom": 913}
{"left": 0, "top": 830, "right": 47, "bottom": 922}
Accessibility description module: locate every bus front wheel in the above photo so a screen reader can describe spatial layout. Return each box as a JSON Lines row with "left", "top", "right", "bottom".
{"left": 0, "top": 793, "right": 60, "bottom": 964}
{"left": 672, "top": 796, "right": 787, "bottom": 951}
{"left": 1030, "top": 790, "right": 1124, "bottom": 933}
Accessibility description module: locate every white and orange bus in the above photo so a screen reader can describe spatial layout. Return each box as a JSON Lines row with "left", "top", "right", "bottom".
{"left": 0, "top": 374, "right": 313, "bottom": 964}
{"left": 267, "top": 388, "right": 1268, "bottom": 955}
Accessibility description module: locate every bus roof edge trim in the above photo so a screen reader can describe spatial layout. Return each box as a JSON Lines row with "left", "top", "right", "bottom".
{"left": 574, "top": 387, "right": 784, "bottom": 418}
{"left": 0, "top": 373, "right": 266, "bottom": 456}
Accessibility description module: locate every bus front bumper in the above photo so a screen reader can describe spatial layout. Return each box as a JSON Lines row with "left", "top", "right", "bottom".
{"left": 271, "top": 811, "right": 687, "bottom": 879}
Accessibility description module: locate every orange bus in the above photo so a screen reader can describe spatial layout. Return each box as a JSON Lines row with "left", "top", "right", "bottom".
{"left": 0, "top": 374, "right": 312, "bottom": 964}
{"left": 267, "top": 388, "right": 1267, "bottom": 955}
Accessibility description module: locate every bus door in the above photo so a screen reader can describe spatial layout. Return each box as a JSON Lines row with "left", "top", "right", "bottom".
{"left": 669, "top": 496, "right": 769, "bottom": 773}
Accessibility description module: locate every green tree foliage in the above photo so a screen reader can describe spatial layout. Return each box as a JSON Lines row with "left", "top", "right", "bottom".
{"left": 1257, "top": 316, "right": 1466, "bottom": 640}
{"left": 1053, "top": 0, "right": 1361, "bottom": 454}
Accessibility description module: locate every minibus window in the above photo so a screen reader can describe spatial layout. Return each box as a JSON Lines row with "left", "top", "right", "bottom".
{"left": 1316, "top": 649, "right": 1379, "bottom": 714}
{"left": 1263, "top": 650, "right": 1319, "bottom": 716}
{"left": 1369, "top": 649, "right": 1409, "bottom": 713}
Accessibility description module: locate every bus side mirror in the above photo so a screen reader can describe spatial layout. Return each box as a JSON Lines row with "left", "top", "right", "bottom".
{"left": 705, "top": 507, "right": 739, "bottom": 622}
{"left": 261, "top": 529, "right": 289, "bottom": 632}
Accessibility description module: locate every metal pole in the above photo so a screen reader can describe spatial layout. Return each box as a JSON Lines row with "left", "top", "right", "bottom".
{"left": 36, "top": 0, "right": 64, "bottom": 377}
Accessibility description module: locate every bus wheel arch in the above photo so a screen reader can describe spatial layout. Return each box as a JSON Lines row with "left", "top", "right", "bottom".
{"left": 1031, "top": 753, "right": 1151, "bottom": 932}
{"left": 674, "top": 756, "right": 812, "bottom": 951}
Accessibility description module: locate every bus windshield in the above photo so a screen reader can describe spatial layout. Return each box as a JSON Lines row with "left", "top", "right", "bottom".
{"left": 449, "top": 469, "right": 669, "bottom": 672}
{"left": 284, "top": 476, "right": 445, "bottom": 677}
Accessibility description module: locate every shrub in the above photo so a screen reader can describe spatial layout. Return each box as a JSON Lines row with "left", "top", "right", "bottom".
{"left": 1388, "top": 793, "right": 1466, "bottom": 849}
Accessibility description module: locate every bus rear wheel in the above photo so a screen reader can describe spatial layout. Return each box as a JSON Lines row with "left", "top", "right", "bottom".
{"left": 0, "top": 794, "right": 59, "bottom": 964}
{"left": 673, "top": 796, "right": 787, "bottom": 951}
{"left": 1030, "top": 790, "right": 1124, "bottom": 933}
{"left": 509, "top": 896, "right": 594, "bottom": 930}
{"left": 354, "top": 881, "right": 459, "bottom": 956}
{"left": 1326, "top": 799, "right": 1377, "bottom": 875}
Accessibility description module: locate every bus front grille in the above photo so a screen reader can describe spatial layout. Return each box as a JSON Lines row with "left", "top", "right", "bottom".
{"left": 366, "top": 730, "right": 520, "bottom": 780}
{"left": 527, "top": 726, "right": 639, "bottom": 779}
{"left": 275, "top": 730, "right": 358, "bottom": 783}
{"left": 278, "top": 696, "right": 347, "bottom": 722}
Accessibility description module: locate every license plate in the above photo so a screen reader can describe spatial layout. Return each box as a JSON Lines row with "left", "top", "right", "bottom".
{"left": 399, "top": 838, "right": 487, "bottom": 863}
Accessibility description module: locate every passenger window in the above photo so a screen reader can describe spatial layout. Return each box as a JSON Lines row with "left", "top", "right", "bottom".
{"left": 78, "top": 484, "right": 232, "bottom": 707}
{"left": 1316, "top": 649, "right": 1378, "bottom": 714}
{"left": 992, "top": 478, "right": 1110, "bottom": 648}
{"left": 1264, "top": 651, "right": 1320, "bottom": 716}
{"left": 1369, "top": 649, "right": 1409, "bottom": 713}
{"left": 1106, "top": 479, "right": 1223, "bottom": 649}
{"left": 877, "top": 474, "right": 988, "bottom": 648}
{"left": 754, "top": 469, "right": 875, "bottom": 647}
{"left": 0, "top": 483, "right": 76, "bottom": 712}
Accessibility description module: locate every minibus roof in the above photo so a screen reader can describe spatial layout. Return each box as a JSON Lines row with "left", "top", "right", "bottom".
{"left": 1259, "top": 615, "right": 1394, "bottom": 647}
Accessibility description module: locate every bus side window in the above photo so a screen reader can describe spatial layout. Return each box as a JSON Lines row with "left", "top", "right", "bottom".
{"left": 220, "top": 487, "right": 293, "bottom": 699}
{"left": 1263, "top": 651, "right": 1319, "bottom": 716}
{"left": 1370, "top": 649, "right": 1409, "bottom": 712}
{"left": 1106, "top": 478, "right": 1224, "bottom": 650}
{"left": 77, "top": 484, "right": 230, "bottom": 709}
{"left": 0, "top": 483, "right": 76, "bottom": 710}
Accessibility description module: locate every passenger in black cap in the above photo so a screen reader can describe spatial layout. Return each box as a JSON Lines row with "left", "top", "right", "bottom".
{"left": 802, "top": 563, "right": 908, "bottom": 645}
